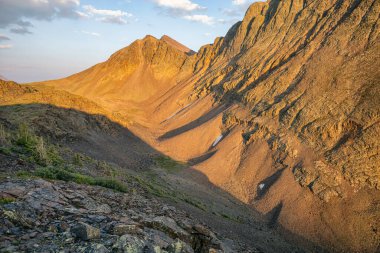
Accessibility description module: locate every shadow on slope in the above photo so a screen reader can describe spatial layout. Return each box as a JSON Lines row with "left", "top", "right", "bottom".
{"left": 0, "top": 103, "right": 327, "bottom": 253}
{"left": 158, "top": 105, "right": 227, "bottom": 141}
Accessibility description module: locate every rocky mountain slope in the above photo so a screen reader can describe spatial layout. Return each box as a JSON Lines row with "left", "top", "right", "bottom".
{"left": 7, "top": 0, "right": 380, "bottom": 252}
{"left": 1, "top": 178, "right": 227, "bottom": 253}
{"left": 0, "top": 80, "right": 303, "bottom": 252}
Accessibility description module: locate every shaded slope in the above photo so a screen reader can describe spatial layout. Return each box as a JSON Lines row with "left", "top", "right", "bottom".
{"left": 25, "top": 0, "right": 380, "bottom": 252}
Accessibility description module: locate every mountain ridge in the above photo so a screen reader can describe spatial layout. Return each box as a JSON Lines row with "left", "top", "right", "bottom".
{"left": 17, "top": 0, "right": 380, "bottom": 252}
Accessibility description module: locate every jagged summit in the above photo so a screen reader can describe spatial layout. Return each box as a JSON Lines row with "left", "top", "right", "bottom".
{"left": 128, "top": 34, "right": 195, "bottom": 55}
{"left": 160, "top": 35, "right": 196, "bottom": 55}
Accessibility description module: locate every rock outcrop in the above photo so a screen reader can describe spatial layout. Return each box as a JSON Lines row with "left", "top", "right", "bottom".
{"left": 0, "top": 179, "right": 229, "bottom": 252}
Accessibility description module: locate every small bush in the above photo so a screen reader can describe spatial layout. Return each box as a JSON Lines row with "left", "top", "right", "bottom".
{"left": 13, "top": 124, "right": 63, "bottom": 166}
{"left": 0, "top": 147, "right": 11, "bottom": 155}
{"left": 16, "top": 171, "right": 33, "bottom": 178}
{"left": 34, "top": 137, "right": 48, "bottom": 165}
{"left": 34, "top": 167, "right": 61, "bottom": 180}
{"left": 16, "top": 123, "right": 37, "bottom": 150}
{"left": 46, "top": 146, "right": 64, "bottom": 166}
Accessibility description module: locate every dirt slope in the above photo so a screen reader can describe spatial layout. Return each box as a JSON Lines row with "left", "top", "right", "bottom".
{"left": 25, "top": 0, "right": 380, "bottom": 252}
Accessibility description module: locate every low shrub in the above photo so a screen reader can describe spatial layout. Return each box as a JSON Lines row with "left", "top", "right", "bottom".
{"left": 94, "top": 178, "right": 128, "bottom": 193}
{"left": 34, "top": 166, "right": 127, "bottom": 192}
{"left": 14, "top": 124, "right": 63, "bottom": 166}
{"left": 16, "top": 123, "right": 37, "bottom": 150}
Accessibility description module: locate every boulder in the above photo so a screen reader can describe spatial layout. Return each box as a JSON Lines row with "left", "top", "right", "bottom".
{"left": 113, "top": 234, "right": 149, "bottom": 253}
{"left": 71, "top": 222, "right": 100, "bottom": 240}
{"left": 144, "top": 216, "right": 189, "bottom": 241}
{"left": 96, "top": 204, "right": 112, "bottom": 214}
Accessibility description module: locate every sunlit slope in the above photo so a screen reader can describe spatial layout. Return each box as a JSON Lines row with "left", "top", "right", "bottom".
{"left": 27, "top": 0, "right": 380, "bottom": 252}
{"left": 37, "top": 35, "right": 195, "bottom": 104}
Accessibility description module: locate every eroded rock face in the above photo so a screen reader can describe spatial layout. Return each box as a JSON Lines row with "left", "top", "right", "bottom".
{"left": 0, "top": 179, "right": 231, "bottom": 253}
{"left": 190, "top": 0, "right": 380, "bottom": 194}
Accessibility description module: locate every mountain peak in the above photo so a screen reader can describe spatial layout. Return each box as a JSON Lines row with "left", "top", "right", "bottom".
{"left": 142, "top": 34, "right": 158, "bottom": 41}
{"left": 0, "top": 74, "right": 8, "bottom": 81}
{"left": 160, "top": 35, "right": 196, "bottom": 55}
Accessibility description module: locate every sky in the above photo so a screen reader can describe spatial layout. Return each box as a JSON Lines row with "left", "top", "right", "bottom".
{"left": 0, "top": 0, "right": 262, "bottom": 83}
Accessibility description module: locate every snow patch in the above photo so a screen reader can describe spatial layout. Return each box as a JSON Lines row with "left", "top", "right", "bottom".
{"left": 259, "top": 183, "right": 265, "bottom": 190}
{"left": 212, "top": 134, "right": 223, "bottom": 147}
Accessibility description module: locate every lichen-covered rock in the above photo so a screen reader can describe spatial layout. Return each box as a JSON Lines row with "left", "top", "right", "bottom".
{"left": 83, "top": 243, "right": 110, "bottom": 253}
{"left": 71, "top": 222, "right": 100, "bottom": 241}
{"left": 143, "top": 216, "right": 189, "bottom": 241}
{"left": 113, "top": 224, "right": 140, "bottom": 236}
{"left": 113, "top": 234, "right": 148, "bottom": 253}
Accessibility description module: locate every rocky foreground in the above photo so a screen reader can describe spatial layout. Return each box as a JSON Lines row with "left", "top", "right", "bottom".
{"left": 0, "top": 178, "right": 248, "bottom": 253}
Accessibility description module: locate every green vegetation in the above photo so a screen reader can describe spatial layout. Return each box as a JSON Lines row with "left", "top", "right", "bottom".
{"left": 0, "top": 123, "right": 64, "bottom": 166}
{"left": 0, "top": 124, "right": 128, "bottom": 193}
{"left": 133, "top": 174, "right": 173, "bottom": 198}
{"left": 72, "top": 153, "right": 84, "bottom": 167}
{"left": 34, "top": 166, "right": 128, "bottom": 193}
{"left": 97, "top": 161, "right": 118, "bottom": 178}
{"left": 0, "top": 123, "right": 209, "bottom": 212}
{"left": 182, "top": 197, "right": 207, "bottom": 211}
{"left": 0, "top": 197, "right": 15, "bottom": 205}
{"left": 154, "top": 155, "right": 185, "bottom": 173}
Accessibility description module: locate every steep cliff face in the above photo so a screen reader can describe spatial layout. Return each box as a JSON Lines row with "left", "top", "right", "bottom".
{"left": 190, "top": 0, "right": 380, "bottom": 193}
{"left": 28, "top": 0, "right": 380, "bottom": 252}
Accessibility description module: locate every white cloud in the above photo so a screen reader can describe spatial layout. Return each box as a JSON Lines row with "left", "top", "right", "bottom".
{"left": 0, "top": 44, "right": 13, "bottom": 49}
{"left": 83, "top": 5, "right": 133, "bottom": 25}
{"left": 0, "top": 0, "right": 82, "bottom": 34}
{"left": 81, "top": 30, "right": 100, "bottom": 37}
{"left": 152, "top": 0, "right": 204, "bottom": 12}
{"left": 83, "top": 5, "right": 132, "bottom": 18}
{"left": 232, "top": 0, "right": 248, "bottom": 5}
{"left": 183, "top": 15, "right": 215, "bottom": 25}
